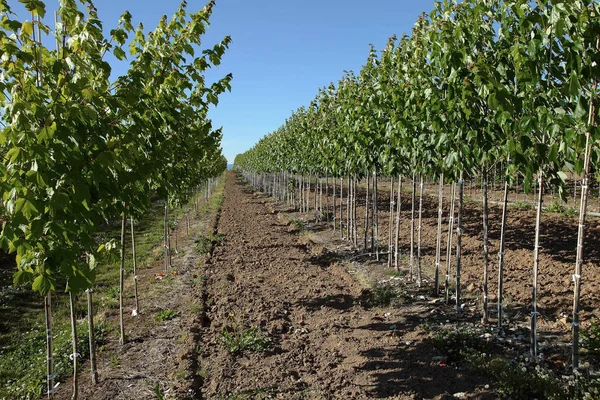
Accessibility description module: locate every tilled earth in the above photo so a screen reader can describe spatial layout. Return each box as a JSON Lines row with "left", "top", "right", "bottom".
{"left": 198, "top": 173, "right": 493, "bottom": 399}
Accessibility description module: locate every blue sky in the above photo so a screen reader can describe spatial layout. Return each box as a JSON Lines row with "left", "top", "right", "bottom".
{"left": 11, "top": 0, "right": 436, "bottom": 162}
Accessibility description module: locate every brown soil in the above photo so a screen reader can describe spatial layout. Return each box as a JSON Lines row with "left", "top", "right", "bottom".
{"left": 198, "top": 173, "right": 493, "bottom": 399}
{"left": 299, "top": 177, "right": 600, "bottom": 326}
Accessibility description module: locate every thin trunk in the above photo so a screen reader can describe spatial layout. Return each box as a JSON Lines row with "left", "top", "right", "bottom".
{"left": 174, "top": 214, "right": 178, "bottom": 254}
{"left": 365, "top": 171, "right": 370, "bottom": 251}
{"left": 164, "top": 202, "right": 169, "bottom": 272}
{"left": 186, "top": 204, "right": 190, "bottom": 236}
{"left": 326, "top": 172, "right": 330, "bottom": 224}
{"left": 572, "top": 74, "right": 597, "bottom": 369}
{"left": 434, "top": 173, "right": 444, "bottom": 295}
{"left": 417, "top": 174, "right": 424, "bottom": 287}
{"left": 333, "top": 176, "right": 337, "bottom": 230}
{"left": 167, "top": 206, "right": 172, "bottom": 268}
{"left": 86, "top": 289, "right": 98, "bottom": 385}
{"left": 307, "top": 174, "right": 311, "bottom": 213}
{"left": 314, "top": 174, "right": 318, "bottom": 214}
{"left": 482, "top": 169, "right": 490, "bottom": 325}
{"left": 388, "top": 177, "right": 394, "bottom": 268}
{"left": 445, "top": 182, "right": 457, "bottom": 304}
{"left": 497, "top": 166, "right": 510, "bottom": 333}
{"left": 131, "top": 218, "right": 139, "bottom": 314}
{"left": 394, "top": 176, "right": 402, "bottom": 271}
{"left": 45, "top": 293, "right": 54, "bottom": 399}
{"left": 410, "top": 173, "right": 416, "bottom": 281}
{"left": 339, "top": 177, "right": 343, "bottom": 235}
{"left": 346, "top": 174, "right": 351, "bottom": 240}
{"left": 352, "top": 175, "right": 358, "bottom": 247}
{"left": 371, "top": 171, "right": 376, "bottom": 253}
{"left": 531, "top": 171, "right": 544, "bottom": 360}
{"left": 455, "top": 172, "right": 464, "bottom": 312}
{"left": 375, "top": 172, "right": 379, "bottom": 260}
{"left": 319, "top": 175, "right": 323, "bottom": 220}
{"left": 119, "top": 214, "right": 126, "bottom": 345}
{"left": 298, "top": 175, "right": 302, "bottom": 212}
{"left": 69, "top": 292, "right": 78, "bottom": 400}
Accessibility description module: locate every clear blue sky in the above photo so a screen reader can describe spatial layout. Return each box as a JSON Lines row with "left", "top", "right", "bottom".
{"left": 11, "top": 0, "right": 436, "bottom": 162}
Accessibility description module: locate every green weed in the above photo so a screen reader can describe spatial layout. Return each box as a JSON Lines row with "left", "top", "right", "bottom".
{"left": 290, "top": 218, "right": 306, "bottom": 230}
{"left": 582, "top": 317, "right": 600, "bottom": 355}
{"left": 195, "top": 233, "right": 225, "bottom": 255}
{"left": 428, "top": 328, "right": 600, "bottom": 399}
{"left": 156, "top": 309, "right": 177, "bottom": 322}
{"left": 360, "top": 282, "right": 399, "bottom": 308}
{"left": 110, "top": 355, "right": 121, "bottom": 369}
{"left": 513, "top": 201, "right": 535, "bottom": 210}
{"left": 220, "top": 314, "right": 270, "bottom": 354}
{"left": 545, "top": 200, "right": 578, "bottom": 216}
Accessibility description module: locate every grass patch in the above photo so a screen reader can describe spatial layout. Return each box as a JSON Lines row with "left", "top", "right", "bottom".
{"left": 0, "top": 201, "right": 173, "bottom": 398}
{"left": 0, "top": 319, "right": 108, "bottom": 398}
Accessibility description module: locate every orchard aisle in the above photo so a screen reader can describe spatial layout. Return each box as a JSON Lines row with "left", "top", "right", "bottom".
{"left": 198, "top": 171, "right": 492, "bottom": 399}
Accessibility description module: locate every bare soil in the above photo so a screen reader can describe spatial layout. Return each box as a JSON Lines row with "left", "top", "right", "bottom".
{"left": 197, "top": 173, "right": 494, "bottom": 399}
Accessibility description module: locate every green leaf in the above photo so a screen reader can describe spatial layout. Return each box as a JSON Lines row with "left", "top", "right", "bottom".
{"left": 32, "top": 275, "right": 54, "bottom": 295}
{"left": 20, "top": 21, "right": 33, "bottom": 37}
{"left": 574, "top": 99, "right": 587, "bottom": 120}
{"left": 568, "top": 71, "right": 581, "bottom": 99}
{"left": 15, "top": 198, "right": 39, "bottom": 219}
{"left": 13, "top": 269, "right": 34, "bottom": 287}
{"left": 113, "top": 46, "right": 126, "bottom": 61}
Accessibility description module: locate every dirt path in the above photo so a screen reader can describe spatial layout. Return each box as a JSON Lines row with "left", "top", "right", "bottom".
{"left": 198, "top": 172, "right": 492, "bottom": 399}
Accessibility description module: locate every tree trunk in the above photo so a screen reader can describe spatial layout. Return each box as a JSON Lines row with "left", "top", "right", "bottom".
{"left": 307, "top": 174, "right": 311, "bottom": 213}
{"left": 87, "top": 288, "right": 98, "bottom": 385}
{"left": 333, "top": 176, "right": 337, "bottom": 230}
{"left": 482, "top": 169, "right": 490, "bottom": 325}
{"left": 445, "top": 182, "right": 456, "bottom": 304}
{"left": 131, "top": 217, "right": 139, "bottom": 314}
{"left": 45, "top": 293, "right": 54, "bottom": 399}
{"left": 409, "top": 173, "right": 416, "bottom": 281}
{"left": 352, "top": 174, "right": 358, "bottom": 247}
{"left": 69, "top": 292, "right": 78, "bottom": 400}
{"left": 164, "top": 202, "right": 169, "bottom": 272}
{"left": 455, "top": 172, "right": 464, "bottom": 312}
{"left": 339, "top": 177, "right": 343, "bottom": 236}
{"left": 497, "top": 166, "right": 510, "bottom": 333}
{"left": 326, "top": 172, "right": 330, "bottom": 224}
{"left": 375, "top": 172, "right": 379, "bottom": 260}
{"left": 417, "top": 174, "right": 424, "bottom": 287}
{"left": 388, "top": 177, "right": 394, "bottom": 268}
{"left": 434, "top": 173, "right": 444, "bottom": 295}
{"left": 346, "top": 174, "right": 351, "bottom": 240}
{"left": 319, "top": 175, "right": 323, "bottom": 220}
{"left": 315, "top": 174, "right": 318, "bottom": 214}
{"left": 394, "top": 176, "right": 402, "bottom": 271}
{"left": 119, "top": 214, "right": 126, "bottom": 345}
{"left": 572, "top": 75, "right": 597, "bottom": 369}
{"left": 365, "top": 171, "right": 370, "bottom": 251}
{"left": 531, "top": 171, "right": 544, "bottom": 360}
